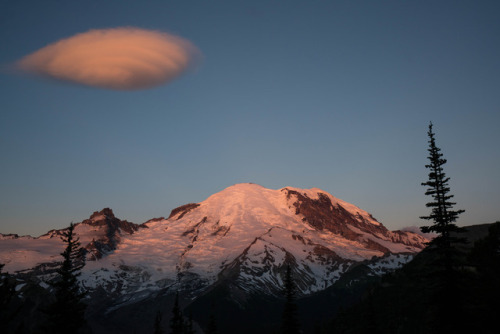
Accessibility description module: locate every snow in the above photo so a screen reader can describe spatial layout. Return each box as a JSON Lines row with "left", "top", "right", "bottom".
{"left": 39, "top": 281, "right": 50, "bottom": 289}
{"left": 0, "top": 237, "right": 63, "bottom": 272}
{"left": 0, "top": 183, "right": 427, "bottom": 297}
{"left": 347, "top": 225, "right": 423, "bottom": 254}
{"left": 401, "top": 225, "right": 437, "bottom": 239}
{"left": 367, "top": 254, "right": 414, "bottom": 275}
{"left": 90, "top": 214, "right": 105, "bottom": 222}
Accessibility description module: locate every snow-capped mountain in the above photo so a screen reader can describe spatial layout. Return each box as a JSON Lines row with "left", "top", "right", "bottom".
{"left": 0, "top": 183, "right": 428, "bottom": 324}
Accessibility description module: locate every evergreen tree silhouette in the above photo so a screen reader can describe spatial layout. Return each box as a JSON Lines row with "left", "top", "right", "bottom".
{"left": 154, "top": 310, "right": 164, "bottom": 334}
{"left": 170, "top": 292, "right": 184, "bottom": 334}
{"left": 281, "top": 265, "right": 300, "bottom": 334}
{"left": 43, "top": 223, "right": 87, "bottom": 333}
{"left": 205, "top": 312, "right": 217, "bottom": 334}
{"left": 183, "top": 312, "right": 195, "bottom": 334}
{"left": 420, "top": 122, "right": 466, "bottom": 333}
{"left": 420, "top": 122, "right": 465, "bottom": 261}
{"left": 0, "top": 263, "right": 18, "bottom": 326}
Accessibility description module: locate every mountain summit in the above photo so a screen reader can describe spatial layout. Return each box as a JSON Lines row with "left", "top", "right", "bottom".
{"left": 0, "top": 183, "right": 428, "bottom": 331}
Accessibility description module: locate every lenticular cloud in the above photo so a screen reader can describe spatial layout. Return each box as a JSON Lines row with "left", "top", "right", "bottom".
{"left": 17, "top": 28, "right": 200, "bottom": 90}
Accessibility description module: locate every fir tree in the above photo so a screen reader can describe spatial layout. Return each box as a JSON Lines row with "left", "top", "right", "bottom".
{"left": 281, "top": 265, "right": 300, "bottom": 334}
{"left": 420, "top": 122, "right": 466, "bottom": 333}
{"left": 420, "top": 123, "right": 465, "bottom": 263}
{"left": 43, "top": 223, "right": 87, "bottom": 333}
{"left": 170, "top": 292, "right": 184, "bottom": 334}
{"left": 154, "top": 310, "right": 164, "bottom": 334}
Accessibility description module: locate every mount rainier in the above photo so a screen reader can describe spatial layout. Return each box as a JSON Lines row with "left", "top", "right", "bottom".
{"left": 0, "top": 183, "right": 429, "bottom": 333}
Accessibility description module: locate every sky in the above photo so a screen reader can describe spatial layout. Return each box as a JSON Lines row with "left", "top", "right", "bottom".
{"left": 1, "top": 0, "right": 499, "bottom": 237}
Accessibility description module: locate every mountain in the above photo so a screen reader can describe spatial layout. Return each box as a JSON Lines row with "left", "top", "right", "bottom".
{"left": 0, "top": 183, "right": 429, "bottom": 333}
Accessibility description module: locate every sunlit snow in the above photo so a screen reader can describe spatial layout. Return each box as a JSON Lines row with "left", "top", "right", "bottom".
{"left": 0, "top": 183, "right": 427, "bottom": 297}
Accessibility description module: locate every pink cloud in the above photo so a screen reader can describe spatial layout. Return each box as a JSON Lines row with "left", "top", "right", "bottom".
{"left": 17, "top": 28, "right": 200, "bottom": 90}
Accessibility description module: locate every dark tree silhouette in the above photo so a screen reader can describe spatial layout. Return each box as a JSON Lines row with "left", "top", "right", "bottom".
{"left": 43, "top": 223, "right": 87, "bottom": 333}
{"left": 170, "top": 292, "right": 184, "bottom": 334}
{"left": 0, "top": 263, "right": 18, "bottom": 325}
{"left": 183, "top": 312, "right": 195, "bottom": 334}
{"left": 467, "top": 222, "right": 500, "bottom": 333}
{"left": 0, "top": 263, "right": 15, "bottom": 303}
{"left": 154, "top": 310, "right": 164, "bottom": 334}
{"left": 168, "top": 292, "right": 196, "bottom": 334}
{"left": 205, "top": 312, "right": 218, "bottom": 334}
{"left": 281, "top": 265, "right": 300, "bottom": 334}
{"left": 420, "top": 122, "right": 466, "bottom": 333}
{"left": 420, "top": 122, "right": 465, "bottom": 258}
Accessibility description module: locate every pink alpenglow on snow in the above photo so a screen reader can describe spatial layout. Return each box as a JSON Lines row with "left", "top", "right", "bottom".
{"left": 0, "top": 184, "right": 430, "bottom": 296}
{"left": 16, "top": 27, "right": 201, "bottom": 90}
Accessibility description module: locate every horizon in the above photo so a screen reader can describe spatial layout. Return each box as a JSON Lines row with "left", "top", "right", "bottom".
{"left": 1, "top": 1, "right": 499, "bottom": 236}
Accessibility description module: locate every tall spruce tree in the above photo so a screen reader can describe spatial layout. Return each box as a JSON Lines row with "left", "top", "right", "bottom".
{"left": 43, "top": 223, "right": 87, "bottom": 333}
{"left": 420, "top": 122, "right": 465, "bottom": 264}
{"left": 420, "top": 122, "right": 466, "bottom": 333}
{"left": 281, "top": 265, "right": 300, "bottom": 334}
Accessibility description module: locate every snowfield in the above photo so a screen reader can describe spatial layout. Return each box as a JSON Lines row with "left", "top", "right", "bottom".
{"left": 0, "top": 183, "right": 428, "bottom": 298}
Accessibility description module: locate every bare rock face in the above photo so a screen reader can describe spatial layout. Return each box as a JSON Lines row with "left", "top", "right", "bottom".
{"left": 287, "top": 190, "right": 351, "bottom": 232}
{"left": 83, "top": 208, "right": 140, "bottom": 233}
{"left": 168, "top": 203, "right": 200, "bottom": 220}
{"left": 284, "top": 189, "right": 382, "bottom": 236}
{"left": 0, "top": 233, "right": 21, "bottom": 240}
{"left": 283, "top": 188, "right": 426, "bottom": 253}
{"left": 81, "top": 208, "right": 145, "bottom": 260}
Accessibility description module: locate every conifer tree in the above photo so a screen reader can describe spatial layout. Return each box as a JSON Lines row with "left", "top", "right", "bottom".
{"left": 281, "top": 265, "right": 300, "bottom": 334}
{"left": 420, "top": 122, "right": 465, "bottom": 265}
{"left": 420, "top": 122, "right": 466, "bottom": 333}
{"left": 154, "top": 310, "right": 164, "bottom": 334}
{"left": 0, "top": 263, "right": 17, "bottom": 325}
{"left": 43, "top": 223, "right": 87, "bottom": 333}
{"left": 170, "top": 292, "right": 184, "bottom": 334}
{"left": 0, "top": 263, "right": 15, "bottom": 305}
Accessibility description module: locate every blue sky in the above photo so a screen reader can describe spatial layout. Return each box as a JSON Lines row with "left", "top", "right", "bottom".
{"left": 1, "top": 0, "right": 499, "bottom": 236}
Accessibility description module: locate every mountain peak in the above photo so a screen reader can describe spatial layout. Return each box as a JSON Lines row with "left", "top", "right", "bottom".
{"left": 78, "top": 208, "right": 145, "bottom": 260}
{"left": 0, "top": 184, "right": 429, "bottom": 308}
{"left": 89, "top": 208, "right": 115, "bottom": 222}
